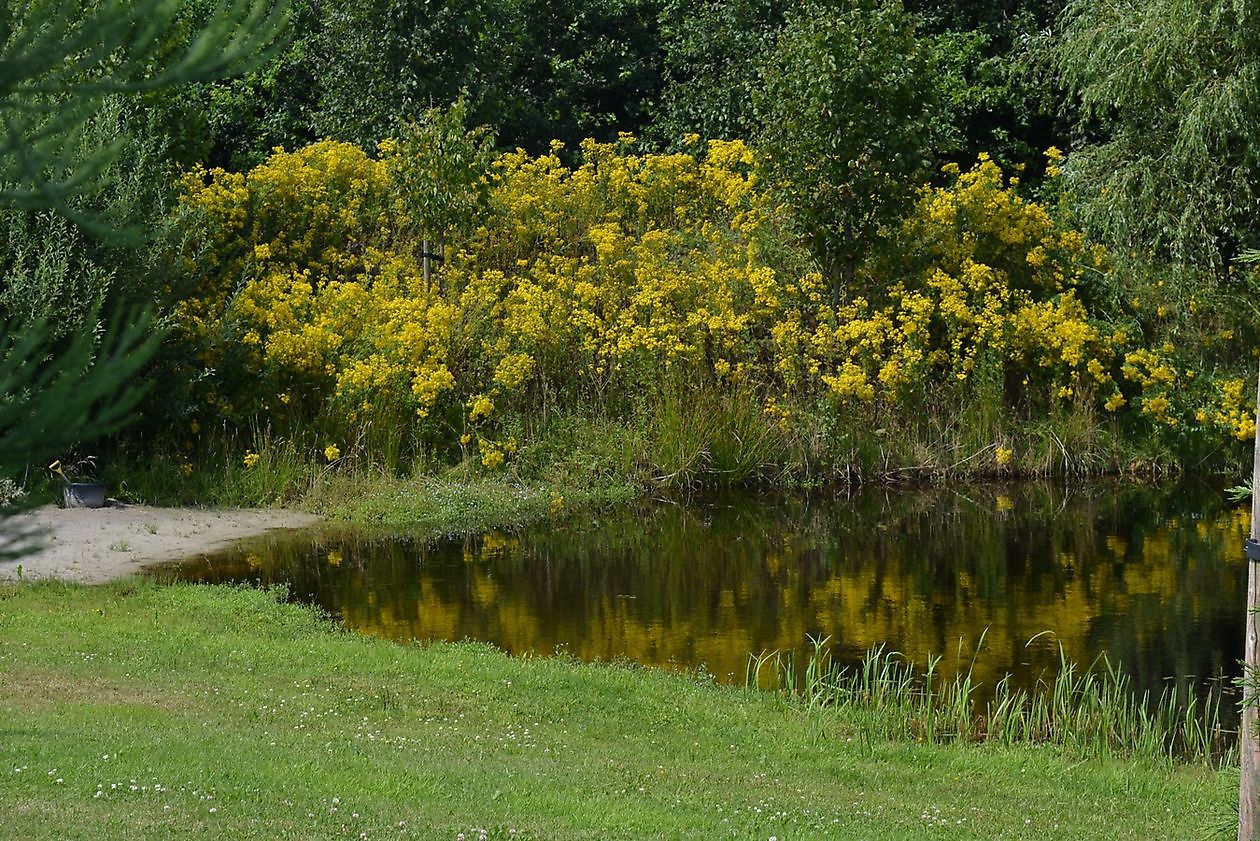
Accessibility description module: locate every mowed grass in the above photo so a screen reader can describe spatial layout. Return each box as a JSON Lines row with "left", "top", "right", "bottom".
{"left": 0, "top": 582, "right": 1234, "bottom": 840}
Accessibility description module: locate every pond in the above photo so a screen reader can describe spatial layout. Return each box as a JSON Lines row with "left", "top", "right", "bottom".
{"left": 154, "top": 480, "right": 1247, "bottom": 702}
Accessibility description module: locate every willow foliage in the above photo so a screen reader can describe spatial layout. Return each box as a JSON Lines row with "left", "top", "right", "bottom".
{"left": 1053, "top": 0, "right": 1260, "bottom": 271}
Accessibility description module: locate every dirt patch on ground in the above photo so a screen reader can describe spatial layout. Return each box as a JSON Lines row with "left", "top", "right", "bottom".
{"left": 0, "top": 669, "right": 185, "bottom": 711}
{"left": 0, "top": 504, "right": 321, "bottom": 584}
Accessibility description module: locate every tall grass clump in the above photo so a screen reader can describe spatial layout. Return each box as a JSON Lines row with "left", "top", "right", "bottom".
{"left": 749, "top": 636, "right": 1233, "bottom": 766}
{"left": 101, "top": 427, "right": 337, "bottom": 508}
{"left": 646, "top": 386, "right": 791, "bottom": 489}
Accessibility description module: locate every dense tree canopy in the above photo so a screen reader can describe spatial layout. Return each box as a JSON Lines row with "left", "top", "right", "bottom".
{"left": 649, "top": 0, "right": 786, "bottom": 146}
{"left": 312, "top": 0, "right": 662, "bottom": 156}
{"left": 915, "top": 0, "right": 1064, "bottom": 174}
{"left": 178, "top": 0, "right": 1075, "bottom": 175}
{"left": 189, "top": 0, "right": 323, "bottom": 171}
{"left": 0, "top": 0, "right": 285, "bottom": 209}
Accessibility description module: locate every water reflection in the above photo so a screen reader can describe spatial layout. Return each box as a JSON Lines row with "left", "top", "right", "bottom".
{"left": 157, "top": 481, "right": 1247, "bottom": 698}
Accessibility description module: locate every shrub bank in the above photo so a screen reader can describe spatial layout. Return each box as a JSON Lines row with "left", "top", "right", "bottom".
{"left": 150, "top": 128, "right": 1257, "bottom": 483}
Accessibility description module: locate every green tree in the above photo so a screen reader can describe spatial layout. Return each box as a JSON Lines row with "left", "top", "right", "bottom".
{"left": 0, "top": 0, "right": 286, "bottom": 514}
{"left": 315, "top": 0, "right": 662, "bottom": 155}
{"left": 313, "top": 0, "right": 492, "bottom": 149}
{"left": 914, "top": 0, "right": 1067, "bottom": 179}
{"left": 754, "top": 0, "right": 951, "bottom": 305}
{"left": 0, "top": 92, "right": 205, "bottom": 340}
{"left": 0, "top": 0, "right": 286, "bottom": 210}
{"left": 190, "top": 0, "right": 323, "bottom": 171}
{"left": 1053, "top": 0, "right": 1260, "bottom": 274}
{"left": 386, "top": 96, "right": 496, "bottom": 286}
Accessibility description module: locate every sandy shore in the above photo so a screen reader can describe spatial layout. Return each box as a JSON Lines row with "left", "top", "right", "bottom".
{"left": 0, "top": 503, "right": 321, "bottom": 584}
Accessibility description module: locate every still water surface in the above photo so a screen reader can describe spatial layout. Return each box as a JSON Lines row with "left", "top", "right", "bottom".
{"left": 158, "top": 481, "right": 1247, "bottom": 698}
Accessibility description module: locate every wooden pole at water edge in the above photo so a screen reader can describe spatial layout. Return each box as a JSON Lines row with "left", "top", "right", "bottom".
{"left": 1241, "top": 361, "right": 1260, "bottom": 840}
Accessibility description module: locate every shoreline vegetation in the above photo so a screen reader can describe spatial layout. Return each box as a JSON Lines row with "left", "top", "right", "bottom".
{"left": 133, "top": 138, "right": 1254, "bottom": 503}
{"left": 56, "top": 133, "right": 1251, "bottom": 532}
{"left": 0, "top": 582, "right": 1237, "bottom": 840}
{"left": 81, "top": 381, "right": 1233, "bottom": 535}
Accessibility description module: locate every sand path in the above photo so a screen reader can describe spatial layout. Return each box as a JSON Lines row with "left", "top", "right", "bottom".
{"left": 0, "top": 503, "right": 321, "bottom": 584}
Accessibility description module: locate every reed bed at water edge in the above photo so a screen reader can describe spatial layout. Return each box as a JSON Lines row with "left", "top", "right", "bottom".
{"left": 747, "top": 635, "right": 1233, "bottom": 766}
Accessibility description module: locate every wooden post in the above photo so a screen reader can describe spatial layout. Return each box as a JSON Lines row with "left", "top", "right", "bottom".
{"left": 1241, "top": 361, "right": 1260, "bottom": 840}
{"left": 422, "top": 236, "right": 431, "bottom": 288}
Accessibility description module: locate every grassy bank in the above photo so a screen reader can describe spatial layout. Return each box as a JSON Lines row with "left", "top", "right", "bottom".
{"left": 0, "top": 582, "right": 1235, "bottom": 839}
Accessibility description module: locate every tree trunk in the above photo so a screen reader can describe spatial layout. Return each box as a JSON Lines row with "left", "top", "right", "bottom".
{"left": 827, "top": 228, "right": 856, "bottom": 308}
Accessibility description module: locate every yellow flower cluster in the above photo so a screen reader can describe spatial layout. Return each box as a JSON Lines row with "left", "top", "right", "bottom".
{"left": 174, "top": 142, "right": 459, "bottom": 429}
{"left": 1194, "top": 378, "right": 1256, "bottom": 441}
{"left": 788, "top": 157, "right": 1110, "bottom": 409}
{"left": 173, "top": 138, "right": 773, "bottom": 462}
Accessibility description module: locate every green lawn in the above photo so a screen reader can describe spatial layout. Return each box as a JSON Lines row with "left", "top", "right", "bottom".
{"left": 0, "top": 582, "right": 1234, "bottom": 839}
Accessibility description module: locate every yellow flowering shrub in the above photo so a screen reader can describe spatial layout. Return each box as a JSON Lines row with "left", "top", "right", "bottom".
{"left": 172, "top": 137, "right": 784, "bottom": 462}
{"left": 169, "top": 139, "right": 1256, "bottom": 469}
{"left": 173, "top": 142, "right": 433, "bottom": 428}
